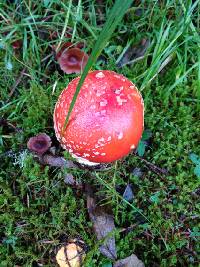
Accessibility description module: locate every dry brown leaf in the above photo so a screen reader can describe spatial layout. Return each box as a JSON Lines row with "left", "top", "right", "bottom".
{"left": 36, "top": 154, "right": 77, "bottom": 169}
{"left": 86, "top": 184, "right": 117, "bottom": 260}
{"left": 114, "top": 254, "right": 145, "bottom": 267}
{"left": 117, "top": 39, "right": 150, "bottom": 68}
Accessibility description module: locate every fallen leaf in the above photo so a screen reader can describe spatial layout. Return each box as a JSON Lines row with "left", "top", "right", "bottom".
{"left": 123, "top": 184, "right": 134, "bottom": 202}
{"left": 117, "top": 38, "right": 150, "bottom": 68}
{"left": 56, "top": 242, "right": 86, "bottom": 267}
{"left": 64, "top": 173, "right": 76, "bottom": 185}
{"left": 86, "top": 184, "right": 117, "bottom": 260}
{"left": 114, "top": 254, "right": 145, "bottom": 267}
{"left": 132, "top": 167, "right": 143, "bottom": 178}
{"left": 56, "top": 42, "right": 74, "bottom": 60}
{"left": 136, "top": 129, "right": 152, "bottom": 157}
{"left": 64, "top": 173, "right": 83, "bottom": 189}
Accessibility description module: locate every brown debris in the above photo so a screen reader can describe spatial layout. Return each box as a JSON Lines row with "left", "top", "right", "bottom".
{"left": 86, "top": 184, "right": 117, "bottom": 260}
{"left": 114, "top": 253, "right": 145, "bottom": 267}
{"left": 9, "top": 67, "right": 26, "bottom": 98}
{"left": 117, "top": 39, "right": 150, "bottom": 68}
{"left": 36, "top": 154, "right": 77, "bottom": 169}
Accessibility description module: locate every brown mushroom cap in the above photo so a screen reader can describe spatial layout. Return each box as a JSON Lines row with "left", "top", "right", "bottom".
{"left": 57, "top": 47, "right": 88, "bottom": 74}
{"left": 54, "top": 70, "right": 144, "bottom": 164}
{"left": 27, "top": 133, "right": 51, "bottom": 155}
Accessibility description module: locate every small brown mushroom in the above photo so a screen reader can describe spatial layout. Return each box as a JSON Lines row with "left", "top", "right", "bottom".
{"left": 12, "top": 40, "right": 22, "bottom": 49}
{"left": 27, "top": 133, "right": 52, "bottom": 155}
{"left": 57, "top": 47, "right": 88, "bottom": 74}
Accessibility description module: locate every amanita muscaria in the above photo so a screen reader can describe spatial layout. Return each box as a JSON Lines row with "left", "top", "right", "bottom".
{"left": 54, "top": 70, "right": 144, "bottom": 165}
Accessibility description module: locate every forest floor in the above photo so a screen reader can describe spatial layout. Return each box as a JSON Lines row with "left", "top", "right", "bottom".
{"left": 0, "top": 1, "right": 199, "bottom": 266}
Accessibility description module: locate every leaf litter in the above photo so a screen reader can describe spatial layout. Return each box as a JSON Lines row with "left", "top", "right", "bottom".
{"left": 85, "top": 184, "right": 117, "bottom": 260}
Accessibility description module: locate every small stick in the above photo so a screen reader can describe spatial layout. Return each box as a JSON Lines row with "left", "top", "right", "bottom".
{"left": 9, "top": 67, "right": 26, "bottom": 98}
{"left": 36, "top": 154, "right": 78, "bottom": 169}
{"left": 0, "top": 117, "right": 22, "bottom": 132}
{"left": 133, "top": 153, "right": 168, "bottom": 177}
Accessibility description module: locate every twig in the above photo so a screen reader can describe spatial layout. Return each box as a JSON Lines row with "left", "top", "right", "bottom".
{"left": 0, "top": 117, "right": 22, "bottom": 132}
{"left": 120, "top": 223, "right": 138, "bottom": 234}
{"left": 36, "top": 154, "right": 78, "bottom": 169}
{"left": 119, "top": 55, "right": 145, "bottom": 67}
{"left": 133, "top": 153, "right": 168, "bottom": 177}
{"left": 9, "top": 67, "right": 26, "bottom": 98}
{"left": 41, "top": 52, "right": 54, "bottom": 63}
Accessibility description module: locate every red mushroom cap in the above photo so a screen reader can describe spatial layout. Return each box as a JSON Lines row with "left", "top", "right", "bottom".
{"left": 54, "top": 70, "right": 144, "bottom": 164}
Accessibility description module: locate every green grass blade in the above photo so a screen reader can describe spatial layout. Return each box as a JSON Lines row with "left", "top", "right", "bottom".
{"left": 56, "top": 0, "right": 73, "bottom": 52}
{"left": 167, "top": 62, "right": 199, "bottom": 93}
{"left": 62, "top": 0, "right": 133, "bottom": 132}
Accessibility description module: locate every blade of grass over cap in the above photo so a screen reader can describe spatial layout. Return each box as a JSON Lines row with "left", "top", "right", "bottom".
{"left": 62, "top": 0, "right": 133, "bottom": 132}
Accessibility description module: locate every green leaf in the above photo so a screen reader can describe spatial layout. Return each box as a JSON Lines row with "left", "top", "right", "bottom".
{"left": 150, "top": 191, "right": 160, "bottom": 204}
{"left": 136, "top": 140, "right": 147, "bottom": 157}
{"left": 43, "top": 0, "right": 51, "bottom": 7}
{"left": 63, "top": 0, "right": 133, "bottom": 131}
{"left": 194, "top": 165, "right": 200, "bottom": 178}
{"left": 190, "top": 228, "right": 200, "bottom": 237}
{"left": 189, "top": 153, "right": 200, "bottom": 165}
{"left": 142, "top": 129, "right": 152, "bottom": 141}
{"left": 102, "top": 263, "right": 112, "bottom": 267}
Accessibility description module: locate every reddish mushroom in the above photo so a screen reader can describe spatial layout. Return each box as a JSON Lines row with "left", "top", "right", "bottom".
{"left": 27, "top": 133, "right": 52, "bottom": 155}
{"left": 54, "top": 70, "right": 144, "bottom": 165}
{"left": 12, "top": 40, "right": 22, "bottom": 50}
{"left": 57, "top": 46, "right": 88, "bottom": 74}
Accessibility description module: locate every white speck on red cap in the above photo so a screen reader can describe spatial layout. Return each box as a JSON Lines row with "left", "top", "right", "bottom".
{"left": 107, "top": 136, "right": 112, "bottom": 141}
{"left": 100, "top": 110, "right": 106, "bottom": 115}
{"left": 98, "top": 137, "right": 105, "bottom": 143}
{"left": 100, "top": 99, "right": 108, "bottom": 107}
{"left": 95, "top": 71, "right": 105, "bottom": 78}
{"left": 130, "top": 144, "right": 135, "bottom": 149}
{"left": 117, "top": 132, "right": 123, "bottom": 140}
{"left": 116, "top": 95, "right": 127, "bottom": 105}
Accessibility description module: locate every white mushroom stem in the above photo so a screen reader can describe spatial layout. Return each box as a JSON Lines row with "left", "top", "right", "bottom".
{"left": 71, "top": 153, "right": 100, "bottom": 166}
